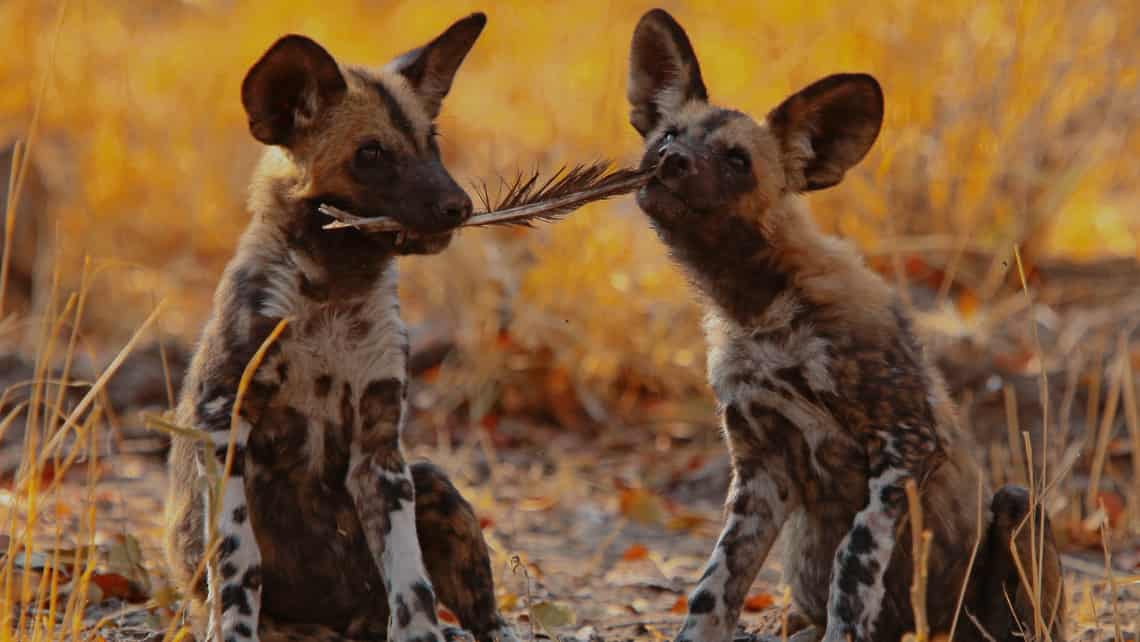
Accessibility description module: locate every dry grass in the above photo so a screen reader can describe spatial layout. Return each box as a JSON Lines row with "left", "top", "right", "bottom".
{"left": 1, "top": 1, "right": 1139, "bottom": 641}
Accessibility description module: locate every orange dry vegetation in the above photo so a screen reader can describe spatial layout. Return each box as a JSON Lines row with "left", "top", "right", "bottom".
{"left": 1, "top": 0, "right": 1138, "bottom": 405}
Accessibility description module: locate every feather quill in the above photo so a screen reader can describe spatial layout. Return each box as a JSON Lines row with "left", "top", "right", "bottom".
{"left": 320, "top": 161, "right": 650, "bottom": 232}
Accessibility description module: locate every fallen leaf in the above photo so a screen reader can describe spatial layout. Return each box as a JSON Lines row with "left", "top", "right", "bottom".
{"left": 478, "top": 516, "right": 495, "bottom": 530}
{"left": 530, "top": 600, "right": 576, "bottom": 632}
{"left": 618, "top": 488, "right": 667, "bottom": 525}
{"left": 438, "top": 605, "right": 458, "bottom": 624}
{"left": 993, "top": 349, "right": 1034, "bottom": 373}
{"left": 518, "top": 496, "right": 558, "bottom": 512}
{"left": 107, "top": 533, "right": 151, "bottom": 600}
{"left": 956, "top": 289, "right": 979, "bottom": 319}
{"left": 480, "top": 413, "right": 500, "bottom": 431}
{"left": 628, "top": 597, "right": 652, "bottom": 614}
{"left": 621, "top": 544, "right": 649, "bottom": 561}
{"left": 88, "top": 574, "right": 141, "bottom": 606}
{"left": 497, "top": 591, "right": 519, "bottom": 612}
{"left": 743, "top": 592, "right": 774, "bottom": 611}
{"left": 666, "top": 511, "right": 710, "bottom": 532}
{"left": 669, "top": 596, "right": 687, "bottom": 614}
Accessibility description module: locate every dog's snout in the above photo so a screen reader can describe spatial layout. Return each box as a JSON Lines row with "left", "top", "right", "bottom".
{"left": 659, "top": 148, "right": 694, "bottom": 181}
{"left": 437, "top": 193, "right": 473, "bottom": 222}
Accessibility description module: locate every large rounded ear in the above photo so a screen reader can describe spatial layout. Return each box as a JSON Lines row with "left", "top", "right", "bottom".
{"left": 241, "top": 35, "right": 347, "bottom": 146}
{"left": 627, "top": 9, "right": 708, "bottom": 138}
{"left": 767, "top": 73, "right": 884, "bottom": 192}
{"left": 387, "top": 12, "right": 486, "bottom": 119}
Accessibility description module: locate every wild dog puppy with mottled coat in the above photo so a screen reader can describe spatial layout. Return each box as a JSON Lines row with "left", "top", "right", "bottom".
{"left": 165, "top": 14, "right": 517, "bottom": 642}
{"left": 626, "top": 9, "right": 1064, "bottom": 642}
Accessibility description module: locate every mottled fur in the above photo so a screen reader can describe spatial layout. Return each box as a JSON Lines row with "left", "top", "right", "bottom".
{"left": 165, "top": 14, "right": 516, "bottom": 642}
{"left": 626, "top": 9, "right": 1064, "bottom": 642}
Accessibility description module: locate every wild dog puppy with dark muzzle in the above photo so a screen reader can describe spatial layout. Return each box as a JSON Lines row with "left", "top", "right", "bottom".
{"left": 165, "top": 13, "right": 518, "bottom": 642}
{"left": 626, "top": 9, "right": 1064, "bottom": 642}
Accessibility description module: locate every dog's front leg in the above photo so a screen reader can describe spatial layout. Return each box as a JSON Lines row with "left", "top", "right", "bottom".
{"left": 345, "top": 378, "right": 443, "bottom": 642}
{"left": 675, "top": 403, "right": 799, "bottom": 642}
{"left": 196, "top": 395, "right": 262, "bottom": 642}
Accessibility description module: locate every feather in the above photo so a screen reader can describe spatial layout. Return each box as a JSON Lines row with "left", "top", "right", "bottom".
{"left": 319, "top": 161, "right": 650, "bottom": 232}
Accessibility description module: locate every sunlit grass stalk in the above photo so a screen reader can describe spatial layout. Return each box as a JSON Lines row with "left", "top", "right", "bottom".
{"left": 49, "top": 259, "right": 93, "bottom": 438}
{"left": 1118, "top": 331, "right": 1140, "bottom": 534}
{"left": 12, "top": 263, "right": 63, "bottom": 638}
{"left": 1004, "top": 384, "right": 1025, "bottom": 486}
{"left": 948, "top": 474, "right": 985, "bottom": 642}
{"left": 1013, "top": 244, "right": 1057, "bottom": 641}
{"left": 1085, "top": 342, "right": 1123, "bottom": 513}
{"left": 1099, "top": 497, "right": 1123, "bottom": 642}
{"left": 905, "top": 478, "right": 931, "bottom": 642}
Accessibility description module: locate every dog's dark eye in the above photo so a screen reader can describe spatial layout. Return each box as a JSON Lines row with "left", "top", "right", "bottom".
{"left": 354, "top": 143, "right": 385, "bottom": 169}
{"left": 726, "top": 147, "right": 751, "bottom": 171}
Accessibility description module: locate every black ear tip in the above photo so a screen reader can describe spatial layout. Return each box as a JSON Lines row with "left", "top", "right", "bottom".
{"left": 458, "top": 12, "right": 488, "bottom": 33}
{"left": 636, "top": 8, "right": 685, "bottom": 39}
{"left": 641, "top": 8, "right": 678, "bottom": 27}
{"left": 846, "top": 73, "right": 884, "bottom": 110}
{"left": 266, "top": 34, "right": 327, "bottom": 57}
{"left": 276, "top": 33, "right": 314, "bottom": 45}
{"left": 860, "top": 74, "right": 884, "bottom": 104}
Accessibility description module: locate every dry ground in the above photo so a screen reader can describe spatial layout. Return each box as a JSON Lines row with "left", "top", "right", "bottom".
{"left": 6, "top": 255, "right": 1140, "bottom": 642}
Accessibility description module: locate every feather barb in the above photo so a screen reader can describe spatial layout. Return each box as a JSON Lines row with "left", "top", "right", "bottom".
{"left": 320, "top": 162, "right": 649, "bottom": 232}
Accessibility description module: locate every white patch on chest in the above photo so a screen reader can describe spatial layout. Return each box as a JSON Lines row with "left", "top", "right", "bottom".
{"left": 256, "top": 264, "right": 408, "bottom": 475}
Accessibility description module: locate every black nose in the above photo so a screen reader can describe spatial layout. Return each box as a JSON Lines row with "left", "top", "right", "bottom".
{"left": 437, "top": 194, "right": 473, "bottom": 222}
{"left": 660, "top": 149, "right": 693, "bottom": 180}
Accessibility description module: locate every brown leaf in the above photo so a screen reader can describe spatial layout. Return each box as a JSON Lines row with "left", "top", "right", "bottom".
{"left": 618, "top": 488, "right": 667, "bottom": 525}
{"left": 90, "top": 572, "right": 148, "bottom": 603}
{"left": 743, "top": 592, "right": 775, "bottom": 611}
{"left": 666, "top": 511, "right": 710, "bottom": 532}
{"left": 669, "top": 596, "right": 687, "bottom": 614}
{"left": 1098, "top": 491, "right": 1126, "bottom": 528}
{"left": 438, "top": 605, "right": 458, "bottom": 624}
{"left": 621, "top": 544, "right": 649, "bottom": 561}
{"left": 956, "top": 289, "right": 979, "bottom": 319}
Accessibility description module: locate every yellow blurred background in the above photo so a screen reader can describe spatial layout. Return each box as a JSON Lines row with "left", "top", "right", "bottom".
{"left": 2, "top": 0, "right": 1138, "bottom": 412}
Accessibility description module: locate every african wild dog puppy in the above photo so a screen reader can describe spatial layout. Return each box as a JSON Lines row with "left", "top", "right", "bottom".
{"left": 626, "top": 9, "right": 1064, "bottom": 642}
{"left": 165, "top": 14, "right": 517, "bottom": 642}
